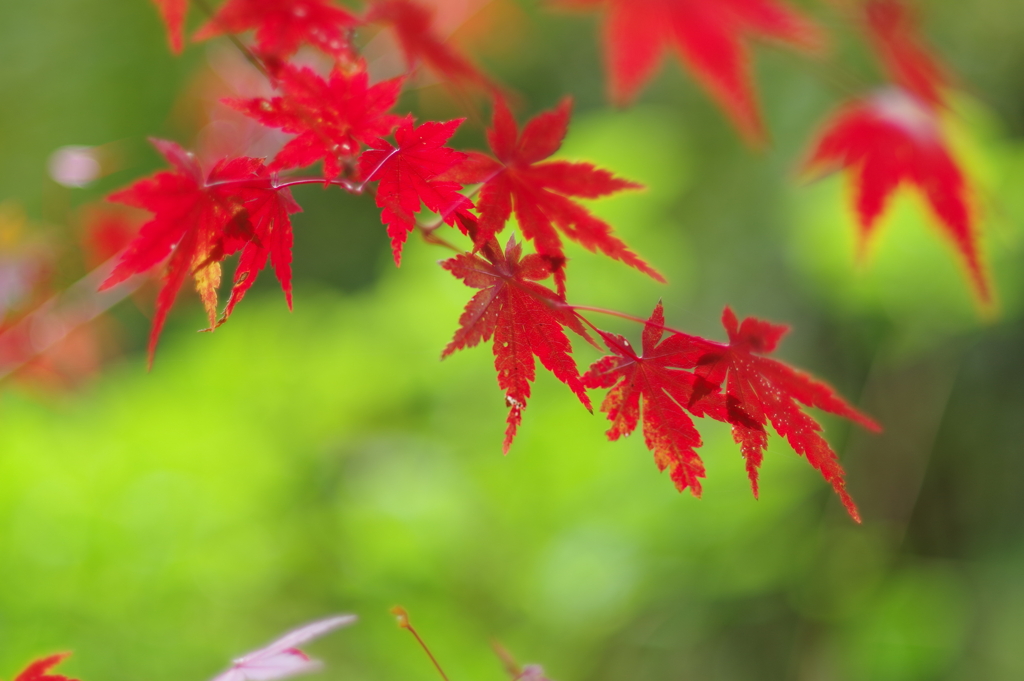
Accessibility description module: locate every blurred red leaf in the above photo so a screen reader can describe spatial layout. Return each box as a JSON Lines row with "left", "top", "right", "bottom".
{"left": 366, "top": 0, "right": 499, "bottom": 92}
{"left": 13, "top": 654, "right": 76, "bottom": 681}
{"left": 553, "top": 0, "right": 823, "bottom": 144}
{"left": 79, "top": 205, "right": 143, "bottom": 269}
{"left": 152, "top": 0, "right": 188, "bottom": 53}
{"left": 805, "top": 88, "right": 990, "bottom": 303}
{"left": 194, "top": 0, "right": 361, "bottom": 61}
{"left": 865, "top": 0, "right": 947, "bottom": 107}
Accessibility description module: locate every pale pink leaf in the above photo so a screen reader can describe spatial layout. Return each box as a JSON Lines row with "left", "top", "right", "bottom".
{"left": 210, "top": 615, "right": 357, "bottom": 681}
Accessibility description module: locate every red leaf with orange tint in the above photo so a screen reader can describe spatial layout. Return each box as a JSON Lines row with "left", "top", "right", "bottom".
{"left": 228, "top": 62, "right": 403, "bottom": 179}
{"left": 101, "top": 140, "right": 300, "bottom": 363}
{"left": 443, "top": 97, "right": 662, "bottom": 294}
{"left": 805, "top": 88, "right": 990, "bottom": 303}
{"left": 443, "top": 235, "right": 592, "bottom": 452}
{"left": 583, "top": 302, "right": 725, "bottom": 495}
{"left": 359, "top": 116, "right": 471, "bottom": 264}
{"left": 553, "top": 0, "right": 822, "bottom": 143}
{"left": 194, "top": 0, "right": 361, "bottom": 61}
{"left": 693, "top": 308, "right": 880, "bottom": 521}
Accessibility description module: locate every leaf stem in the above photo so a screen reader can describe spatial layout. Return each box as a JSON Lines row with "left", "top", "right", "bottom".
{"left": 391, "top": 607, "right": 450, "bottom": 681}
{"left": 566, "top": 304, "right": 727, "bottom": 349}
{"left": 272, "top": 177, "right": 364, "bottom": 192}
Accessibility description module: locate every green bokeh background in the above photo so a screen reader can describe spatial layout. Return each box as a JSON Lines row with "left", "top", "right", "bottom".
{"left": 2, "top": 1, "right": 1024, "bottom": 680}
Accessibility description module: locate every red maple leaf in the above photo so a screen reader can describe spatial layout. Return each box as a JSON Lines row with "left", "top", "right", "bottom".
{"left": 442, "top": 234, "right": 592, "bottom": 452}
{"left": 358, "top": 116, "right": 471, "bottom": 265}
{"left": 365, "top": 0, "right": 498, "bottom": 92}
{"left": 152, "top": 0, "right": 188, "bottom": 53}
{"left": 100, "top": 139, "right": 301, "bottom": 363}
{"left": 442, "top": 97, "right": 662, "bottom": 294}
{"left": 194, "top": 0, "right": 361, "bottom": 61}
{"left": 13, "top": 654, "right": 77, "bottom": 681}
{"left": 805, "top": 88, "right": 990, "bottom": 303}
{"left": 692, "top": 308, "right": 880, "bottom": 521}
{"left": 228, "top": 62, "right": 403, "bottom": 180}
{"left": 553, "top": 0, "right": 822, "bottom": 143}
{"left": 582, "top": 302, "right": 726, "bottom": 495}
{"left": 864, "top": 0, "right": 947, "bottom": 107}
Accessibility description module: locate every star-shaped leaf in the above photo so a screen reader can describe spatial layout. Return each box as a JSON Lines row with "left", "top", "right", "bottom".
{"left": 583, "top": 302, "right": 725, "bottom": 495}
{"left": 443, "top": 97, "right": 662, "bottom": 294}
{"left": 359, "top": 116, "right": 472, "bottom": 264}
{"left": 228, "top": 62, "right": 403, "bottom": 179}
{"left": 693, "top": 308, "right": 881, "bottom": 520}
{"left": 443, "top": 234, "right": 592, "bottom": 452}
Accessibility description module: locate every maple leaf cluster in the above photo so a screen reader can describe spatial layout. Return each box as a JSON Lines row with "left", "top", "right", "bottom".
{"left": 90, "top": 0, "right": 1013, "bottom": 521}
{"left": 581, "top": 303, "right": 879, "bottom": 520}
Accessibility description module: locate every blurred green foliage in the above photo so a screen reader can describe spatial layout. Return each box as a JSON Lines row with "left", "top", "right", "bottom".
{"left": 3, "top": 1, "right": 1024, "bottom": 681}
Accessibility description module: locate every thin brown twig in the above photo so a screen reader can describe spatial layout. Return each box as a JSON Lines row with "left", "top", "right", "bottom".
{"left": 391, "top": 607, "right": 450, "bottom": 681}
